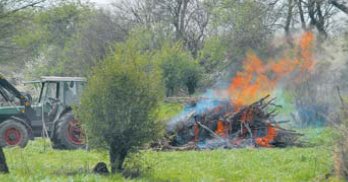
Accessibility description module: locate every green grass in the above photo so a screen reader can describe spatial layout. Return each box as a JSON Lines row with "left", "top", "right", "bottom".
{"left": 0, "top": 140, "right": 123, "bottom": 182}
{"left": 299, "top": 127, "right": 339, "bottom": 147}
{"left": 137, "top": 147, "right": 333, "bottom": 182}
{"left": 0, "top": 129, "right": 335, "bottom": 182}
{"left": 157, "top": 102, "right": 183, "bottom": 121}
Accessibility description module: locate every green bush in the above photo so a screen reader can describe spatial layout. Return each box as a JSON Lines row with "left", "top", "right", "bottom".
{"left": 198, "top": 36, "right": 227, "bottom": 73}
{"left": 156, "top": 43, "right": 202, "bottom": 96}
{"left": 77, "top": 39, "right": 164, "bottom": 173}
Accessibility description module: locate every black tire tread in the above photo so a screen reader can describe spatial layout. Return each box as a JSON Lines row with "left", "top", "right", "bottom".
{"left": 52, "top": 111, "right": 85, "bottom": 150}
{"left": 0, "top": 119, "right": 29, "bottom": 148}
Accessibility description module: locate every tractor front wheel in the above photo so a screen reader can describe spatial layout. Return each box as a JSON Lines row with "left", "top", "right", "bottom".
{"left": 0, "top": 119, "right": 29, "bottom": 148}
{"left": 52, "top": 111, "right": 86, "bottom": 149}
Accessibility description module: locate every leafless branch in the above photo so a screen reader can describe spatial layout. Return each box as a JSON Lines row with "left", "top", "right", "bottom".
{"left": 0, "top": 0, "right": 46, "bottom": 19}
{"left": 329, "top": 0, "right": 348, "bottom": 14}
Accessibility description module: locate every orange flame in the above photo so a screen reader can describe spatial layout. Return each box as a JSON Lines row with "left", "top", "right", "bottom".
{"left": 228, "top": 32, "right": 315, "bottom": 110}
{"left": 256, "top": 124, "right": 277, "bottom": 147}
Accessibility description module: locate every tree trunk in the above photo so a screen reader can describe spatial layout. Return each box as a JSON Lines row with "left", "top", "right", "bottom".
{"left": 285, "top": 0, "right": 294, "bottom": 46}
{"left": 179, "top": 0, "right": 189, "bottom": 39}
{"left": 285, "top": 0, "right": 293, "bottom": 35}
{"left": 173, "top": 0, "right": 183, "bottom": 40}
{"left": 109, "top": 146, "right": 127, "bottom": 174}
{"left": 109, "top": 146, "right": 120, "bottom": 173}
{"left": 297, "top": 0, "right": 306, "bottom": 30}
{"left": 308, "top": 0, "right": 317, "bottom": 30}
{"left": 307, "top": 0, "right": 327, "bottom": 38}
{"left": 0, "top": 147, "right": 9, "bottom": 173}
{"left": 315, "top": 1, "right": 327, "bottom": 39}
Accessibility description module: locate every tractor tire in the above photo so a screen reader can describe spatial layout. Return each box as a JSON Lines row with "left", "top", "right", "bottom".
{"left": 52, "top": 111, "right": 86, "bottom": 150}
{"left": 0, "top": 119, "right": 29, "bottom": 148}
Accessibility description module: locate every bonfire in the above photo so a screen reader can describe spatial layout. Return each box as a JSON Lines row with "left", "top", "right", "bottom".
{"left": 152, "top": 95, "right": 302, "bottom": 151}
{"left": 152, "top": 32, "right": 314, "bottom": 151}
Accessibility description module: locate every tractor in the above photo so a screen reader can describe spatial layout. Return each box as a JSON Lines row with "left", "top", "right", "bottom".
{"left": 0, "top": 75, "right": 86, "bottom": 149}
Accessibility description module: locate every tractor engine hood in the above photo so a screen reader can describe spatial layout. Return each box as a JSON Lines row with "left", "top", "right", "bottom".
{"left": 0, "top": 105, "right": 24, "bottom": 115}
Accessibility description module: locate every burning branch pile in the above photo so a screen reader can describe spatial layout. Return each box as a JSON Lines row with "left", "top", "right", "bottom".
{"left": 153, "top": 95, "right": 303, "bottom": 151}
{"left": 151, "top": 33, "right": 315, "bottom": 151}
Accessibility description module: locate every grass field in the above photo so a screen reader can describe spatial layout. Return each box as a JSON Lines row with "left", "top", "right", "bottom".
{"left": 0, "top": 127, "right": 337, "bottom": 182}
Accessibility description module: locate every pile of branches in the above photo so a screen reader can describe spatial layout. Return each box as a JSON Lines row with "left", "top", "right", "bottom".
{"left": 152, "top": 95, "right": 303, "bottom": 151}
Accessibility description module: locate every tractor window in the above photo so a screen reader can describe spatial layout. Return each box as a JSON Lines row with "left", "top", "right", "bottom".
{"left": 62, "top": 81, "right": 85, "bottom": 105}
{"left": 64, "top": 81, "right": 78, "bottom": 105}
{"left": 76, "top": 82, "right": 85, "bottom": 95}
{"left": 44, "top": 82, "right": 58, "bottom": 100}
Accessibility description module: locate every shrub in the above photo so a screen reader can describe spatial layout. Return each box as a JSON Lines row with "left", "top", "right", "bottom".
{"left": 78, "top": 39, "right": 164, "bottom": 173}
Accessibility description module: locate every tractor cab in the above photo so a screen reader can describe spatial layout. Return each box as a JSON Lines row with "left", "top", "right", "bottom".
{"left": 37, "top": 77, "right": 86, "bottom": 106}
{"left": 29, "top": 77, "right": 86, "bottom": 136}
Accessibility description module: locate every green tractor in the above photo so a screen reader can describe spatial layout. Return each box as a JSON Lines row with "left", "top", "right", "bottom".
{"left": 0, "top": 75, "right": 86, "bottom": 149}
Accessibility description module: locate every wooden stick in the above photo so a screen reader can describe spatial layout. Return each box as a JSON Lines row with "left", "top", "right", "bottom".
{"left": 196, "top": 121, "right": 225, "bottom": 141}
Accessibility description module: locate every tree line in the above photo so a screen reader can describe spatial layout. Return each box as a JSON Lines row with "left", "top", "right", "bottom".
{"left": 0, "top": 0, "right": 347, "bottom": 96}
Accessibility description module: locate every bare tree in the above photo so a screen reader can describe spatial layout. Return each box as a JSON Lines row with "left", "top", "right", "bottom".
{"left": 307, "top": 0, "right": 327, "bottom": 37}
{"left": 296, "top": 0, "right": 307, "bottom": 30}
{"left": 285, "top": 0, "right": 339, "bottom": 38}
{"left": 114, "top": 0, "right": 210, "bottom": 58}
{"left": 113, "top": 0, "right": 161, "bottom": 29}
{"left": 210, "top": 0, "right": 280, "bottom": 56}
{"left": 329, "top": 0, "right": 348, "bottom": 15}
{"left": 285, "top": 0, "right": 295, "bottom": 45}
{"left": 65, "top": 9, "right": 129, "bottom": 76}
{"left": 0, "top": 0, "right": 45, "bottom": 18}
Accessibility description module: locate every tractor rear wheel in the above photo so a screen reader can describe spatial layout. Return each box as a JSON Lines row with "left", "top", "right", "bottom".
{"left": 0, "top": 119, "right": 29, "bottom": 148}
{"left": 52, "top": 111, "right": 86, "bottom": 149}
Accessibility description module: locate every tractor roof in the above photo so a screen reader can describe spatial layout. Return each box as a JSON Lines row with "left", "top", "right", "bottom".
{"left": 24, "top": 76, "right": 87, "bottom": 84}
{"left": 41, "top": 76, "right": 87, "bottom": 82}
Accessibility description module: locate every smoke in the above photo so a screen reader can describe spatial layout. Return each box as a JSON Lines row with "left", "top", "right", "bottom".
{"left": 166, "top": 89, "right": 230, "bottom": 132}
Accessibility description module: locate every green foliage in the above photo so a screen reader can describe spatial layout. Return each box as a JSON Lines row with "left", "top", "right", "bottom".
{"left": 123, "top": 151, "right": 159, "bottom": 178}
{"left": 77, "top": 38, "right": 164, "bottom": 172}
{"left": 56, "top": 8, "right": 128, "bottom": 77}
{"left": 15, "top": 2, "right": 91, "bottom": 53}
{"left": 126, "top": 27, "right": 171, "bottom": 52}
{"left": 157, "top": 43, "right": 190, "bottom": 96}
{"left": 156, "top": 43, "right": 202, "bottom": 96}
{"left": 182, "top": 60, "right": 202, "bottom": 95}
{"left": 0, "top": 7, "right": 36, "bottom": 64}
{"left": 199, "top": 36, "right": 227, "bottom": 73}
{"left": 16, "top": 5, "right": 203, "bottom": 96}
{"left": 14, "top": 2, "right": 94, "bottom": 78}
{"left": 208, "top": 0, "right": 275, "bottom": 65}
